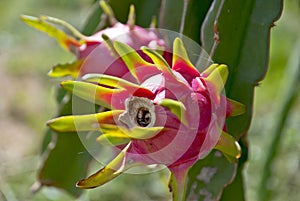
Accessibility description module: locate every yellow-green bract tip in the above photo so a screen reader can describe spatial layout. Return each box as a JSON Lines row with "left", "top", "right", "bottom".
{"left": 205, "top": 64, "right": 229, "bottom": 95}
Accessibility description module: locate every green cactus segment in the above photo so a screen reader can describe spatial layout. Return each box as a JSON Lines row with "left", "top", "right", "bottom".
{"left": 20, "top": 15, "right": 83, "bottom": 51}
{"left": 226, "top": 98, "right": 246, "bottom": 117}
{"left": 76, "top": 143, "right": 137, "bottom": 189}
{"left": 61, "top": 80, "right": 125, "bottom": 109}
{"left": 159, "top": 98, "right": 188, "bottom": 126}
{"left": 47, "top": 110, "right": 124, "bottom": 132}
{"left": 214, "top": 131, "right": 241, "bottom": 163}
{"left": 113, "top": 41, "right": 151, "bottom": 83}
{"left": 48, "top": 60, "right": 83, "bottom": 78}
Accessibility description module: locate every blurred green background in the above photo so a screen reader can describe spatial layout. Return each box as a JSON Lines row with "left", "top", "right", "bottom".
{"left": 0, "top": 0, "right": 299, "bottom": 201}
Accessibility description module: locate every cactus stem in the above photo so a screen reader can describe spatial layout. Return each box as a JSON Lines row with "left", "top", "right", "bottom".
{"left": 179, "top": 0, "right": 190, "bottom": 38}
{"left": 206, "top": 0, "right": 225, "bottom": 67}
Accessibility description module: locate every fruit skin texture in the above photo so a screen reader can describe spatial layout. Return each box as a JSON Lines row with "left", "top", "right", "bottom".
{"left": 48, "top": 38, "right": 245, "bottom": 201}
{"left": 76, "top": 22, "right": 166, "bottom": 78}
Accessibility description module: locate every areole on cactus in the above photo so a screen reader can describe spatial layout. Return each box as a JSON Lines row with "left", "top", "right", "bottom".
{"left": 46, "top": 37, "right": 244, "bottom": 200}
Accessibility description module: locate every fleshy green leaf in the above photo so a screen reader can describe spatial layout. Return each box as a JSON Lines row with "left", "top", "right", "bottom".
{"left": 141, "top": 45, "right": 192, "bottom": 87}
{"left": 100, "top": 125, "right": 165, "bottom": 140}
{"left": 204, "top": 64, "right": 228, "bottom": 95}
{"left": 158, "top": 98, "right": 187, "bottom": 125}
{"left": 125, "top": 126, "right": 164, "bottom": 139}
{"left": 48, "top": 60, "right": 83, "bottom": 78}
{"left": 172, "top": 38, "right": 200, "bottom": 78}
{"left": 97, "top": 132, "right": 130, "bottom": 146}
{"left": 40, "top": 15, "right": 86, "bottom": 40}
{"left": 47, "top": 110, "right": 124, "bottom": 132}
{"left": 201, "top": 63, "right": 218, "bottom": 77}
{"left": 20, "top": 15, "right": 82, "bottom": 51}
{"left": 48, "top": 110, "right": 166, "bottom": 140}
{"left": 61, "top": 80, "right": 126, "bottom": 109}
{"left": 76, "top": 143, "right": 140, "bottom": 189}
{"left": 83, "top": 74, "right": 140, "bottom": 89}
{"left": 141, "top": 47, "right": 172, "bottom": 74}
{"left": 226, "top": 98, "right": 246, "bottom": 117}
{"left": 214, "top": 131, "right": 241, "bottom": 162}
{"left": 113, "top": 41, "right": 150, "bottom": 83}
{"left": 82, "top": 74, "right": 154, "bottom": 98}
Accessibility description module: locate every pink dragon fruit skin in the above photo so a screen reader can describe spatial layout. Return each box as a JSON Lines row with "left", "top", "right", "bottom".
{"left": 79, "top": 22, "right": 166, "bottom": 59}
{"left": 47, "top": 38, "right": 245, "bottom": 201}
{"left": 78, "top": 22, "right": 166, "bottom": 79}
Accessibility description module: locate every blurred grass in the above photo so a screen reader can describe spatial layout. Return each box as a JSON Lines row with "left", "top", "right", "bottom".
{"left": 245, "top": 1, "right": 300, "bottom": 201}
{"left": 0, "top": 0, "right": 299, "bottom": 201}
{"left": 0, "top": 0, "right": 89, "bottom": 200}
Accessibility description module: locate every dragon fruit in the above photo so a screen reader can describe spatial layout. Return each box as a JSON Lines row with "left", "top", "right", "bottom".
{"left": 21, "top": 2, "right": 166, "bottom": 79}
{"left": 22, "top": 1, "right": 245, "bottom": 200}
{"left": 47, "top": 37, "right": 245, "bottom": 201}
{"left": 76, "top": 22, "right": 167, "bottom": 81}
